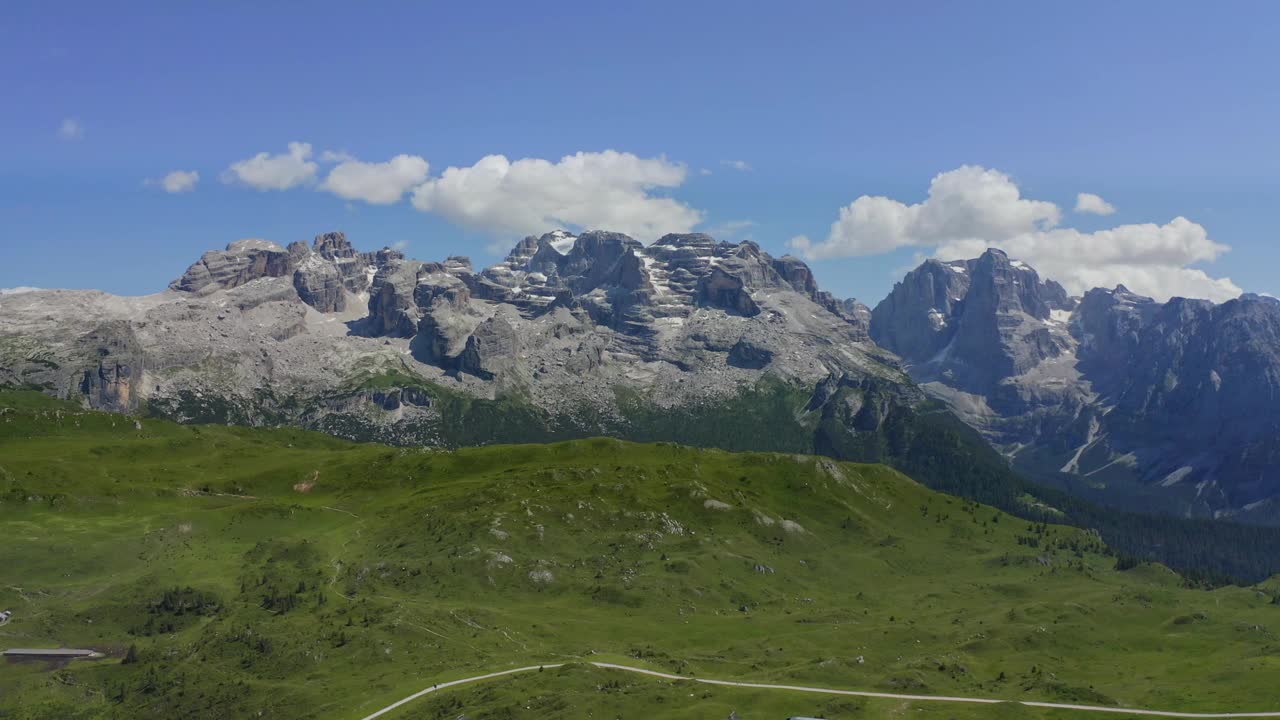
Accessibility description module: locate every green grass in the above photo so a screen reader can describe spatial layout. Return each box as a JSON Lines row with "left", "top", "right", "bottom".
{"left": 138, "top": 369, "right": 1280, "bottom": 584}
{"left": 1, "top": 391, "right": 1278, "bottom": 719}
{"left": 390, "top": 663, "right": 1112, "bottom": 720}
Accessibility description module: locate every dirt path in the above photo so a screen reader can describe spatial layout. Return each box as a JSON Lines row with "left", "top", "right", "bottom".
{"left": 355, "top": 660, "right": 1280, "bottom": 720}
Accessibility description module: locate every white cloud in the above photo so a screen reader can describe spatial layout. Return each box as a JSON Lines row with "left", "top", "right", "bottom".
{"left": 0, "top": 286, "right": 41, "bottom": 295}
{"left": 224, "top": 142, "right": 318, "bottom": 190}
{"left": 721, "top": 159, "right": 752, "bottom": 172}
{"left": 320, "top": 154, "right": 429, "bottom": 205}
{"left": 788, "top": 235, "right": 812, "bottom": 252}
{"left": 1075, "top": 192, "right": 1116, "bottom": 215}
{"left": 390, "top": 240, "right": 409, "bottom": 251}
{"left": 793, "top": 166, "right": 1239, "bottom": 302}
{"left": 58, "top": 118, "right": 83, "bottom": 141}
{"left": 148, "top": 170, "right": 199, "bottom": 194}
{"left": 705, "top": 219, "right": 755, "bottom": 240}
{"left": 791, "top": 166, "right": 1060, "bottom": 258}
{"left": 934, "top": 219, "right": 1240, "bottom": 302}
{"left": 320, "top": 149, "right": 356, "bottom": 163}
{"left": 410, "top": 150, "right": 702, "bottom": 242}
{"left": 699, "top": 168, "right": 713, "bottom": 176}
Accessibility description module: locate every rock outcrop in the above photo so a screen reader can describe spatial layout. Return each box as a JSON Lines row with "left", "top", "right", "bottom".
{"left": 313, "top": 231, "right": 371, "bottom": 295}
{"left": 172, "top": 232, "right": 392, "bottom": 314}
{"left": 292, "top": 253, "right": 347, "bottom": 313}
{"left": 170, "top": 239, "right": 295, "bottom": 295}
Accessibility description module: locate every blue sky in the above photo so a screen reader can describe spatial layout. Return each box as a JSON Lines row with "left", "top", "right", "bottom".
{"left": 2, "top": 1, "right": 1277, "bottom": 303}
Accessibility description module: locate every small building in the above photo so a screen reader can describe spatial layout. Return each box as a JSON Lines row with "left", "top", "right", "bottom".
{"left": 0, "top": 610, "right": 11, "bottom": 622}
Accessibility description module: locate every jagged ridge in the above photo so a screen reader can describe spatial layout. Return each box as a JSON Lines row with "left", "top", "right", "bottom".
{"left": 871, "top": 248, "right": 1280, "bottom": 523}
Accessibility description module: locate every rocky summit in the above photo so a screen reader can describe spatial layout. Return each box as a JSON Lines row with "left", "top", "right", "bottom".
{"left": 5, "top": 231, "right": 1279, "bottom": 525}
{"left": 871, "top": 248, "right": 1280, "bottom": 524}
{"left": 0, "top": 229, "right": 897, "bottom": 451}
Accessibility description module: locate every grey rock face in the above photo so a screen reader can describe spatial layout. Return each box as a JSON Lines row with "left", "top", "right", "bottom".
{"left": 871, "top": 249, "right": 1074, "bottom": 395}
{"left": 833, "top": 297, "right": 872, "bottom": 331}
{"left": 771, "top": 255, "right": 819, "bottom": 296}
{"left": 873, "top": 251, "right": 1280, "bottom": 523}
{"left": 870, "top": 257, "right": 972, "bottom": 362}
{"left": 292, "top": 254, "right": 347, "bottom": 313}
{"left": 412, "top": 268, "right": 483, "bottom": 366}
{"left": 1076, "top": 292, "right": 1280, "bottom": 511}
{"left": 1073, "top": 285, "right": 1160, "bottom": 394}
{"left": 287, "top": 232, "right": 378, "bottom": 312}
{"left": 173, "top": 232, "right": 396, "bottom": 314}
{"left": 365, "top": 260, "right": 430, "bottom": 337}
{"left": 170, "top": 239, "right": 295, "bottom": 295}
{"left": 313, "top": 231, "right": 372, "bottom": 294}
{"left": 76, "top": 321, "right": 145, "bottom": 413}
{"left": 456, "top": 312, "right": 519, "bottom": 380}
{"left": 727, "top": 337, "right": 773, "bottom": 369}
{"left": 2, "top": 228, "right": 914, "bottom": 472}
{"left": 698, "top": 267, "right": 760, "bottom": 317}
{"left": 393, "top": 229, "right": 878, "bottom": 381}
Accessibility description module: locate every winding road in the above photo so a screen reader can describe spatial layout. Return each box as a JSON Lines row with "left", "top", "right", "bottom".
{"left": 356, "top": 660, "right": 1280, "bottom": 720}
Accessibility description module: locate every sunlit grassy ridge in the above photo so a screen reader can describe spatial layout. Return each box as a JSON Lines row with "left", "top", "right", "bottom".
{"left": 0, "top": 390, "right": 1277, "bottom": 719}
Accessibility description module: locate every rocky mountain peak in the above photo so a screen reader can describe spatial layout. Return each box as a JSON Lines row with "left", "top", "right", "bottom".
{"left": 313, "top": 231, "right": 357, "bottom": 259}
{"left": 868, "top": 259, "right": 972, "bottom": 362}
{"left": 871, "top": 250, "right": 1280, "bottom": 522}
{"left": 169, "top": 239, "right": 295, "bottom": 295}
{"left": 653, "top": 232, "right": 719, "bottom": 249}
{"left": 771, "top": 255, "right": 819, "bottom": 296}
{"left": 365, "top": 246, "right": 405, "bottom": 266}
{"left": 871, "top": 251, "right": 1076, "bottom": 396}
{"left": 17, "top": 227, "right": 1280, "bottom": 524}
{"left": 228, "top": 238, "right": 286, "bottom": 254}
{"left": 134, "top": 229, "right": 871, "bottom": 395}
{"left": 1073, "top": 285, "right": 1157, "bottom": 384}
{"left": 170, "top": 230, "right": 388, "bottom": 314}
{"left": 504, "top": 235, "right": 543, "bottom": 265}
{"left": 968, "top": 248, "right": 1073, "bottom": 320}
{"left": 342, "top": 228, "right": 879, "bottom": 379}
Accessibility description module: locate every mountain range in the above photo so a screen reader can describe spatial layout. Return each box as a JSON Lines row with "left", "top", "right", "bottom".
{"left": 2, "top": 229, "right": 1277, "bottom": 525}
{"left": 871, "top": 248, "right": 1280, "bottom": 524}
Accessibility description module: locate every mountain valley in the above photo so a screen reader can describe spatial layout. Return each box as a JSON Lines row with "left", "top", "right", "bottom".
{"left": 1, "top": 391, "right": 1277, "bottom": 719}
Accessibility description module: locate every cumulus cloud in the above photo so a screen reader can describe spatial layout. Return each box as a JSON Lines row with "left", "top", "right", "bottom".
{"left": 410, "top": 150, "right": 702, "bottom": 241}
{"left": 224, "top": 142, "right": 318, "bottom": 190}
{"left": 721, "top": 159, "right": 752, "bottom": 172}
{"left": 148, "top": 170, "right": 199, "bottom": 194}
{"left": 934, "top": 219, "right": 1239, "bottom": 302}
{"left": 58, "top": 118, "right": 83, "bottom": 141}
{"left": 792, "top": 166, "right": 1239, "bottom": 302}
{"left": 320, "top": 154, "right": 429, "bottom": 205}
{"left": 1075, "top": 192, "right": 1116, "bottom": 215}
{"left": 790, "top": 166, "right": 1060, "bottom": 258}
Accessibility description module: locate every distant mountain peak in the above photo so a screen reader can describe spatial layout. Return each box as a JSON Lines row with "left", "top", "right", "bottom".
{"left": 871, "top": 247, "right": 1280, "bottom": 523}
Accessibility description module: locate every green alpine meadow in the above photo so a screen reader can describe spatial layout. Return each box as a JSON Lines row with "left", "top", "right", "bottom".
{"left": 1, "top": 391, "right": 1277, "bottom": 719}
{"left": 6, "top": 10, "right": 1280, "bottom": 716}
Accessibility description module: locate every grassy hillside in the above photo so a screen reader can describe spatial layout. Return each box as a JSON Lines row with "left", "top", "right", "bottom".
{"left": 143, "top": 370, "right": 1280, "bottom": 585}
{"left": 130, "top": 367, "right": 1280, "bottom": 585}
{"left": 1, "top": 390, "right": 1278, "bottom": 719}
